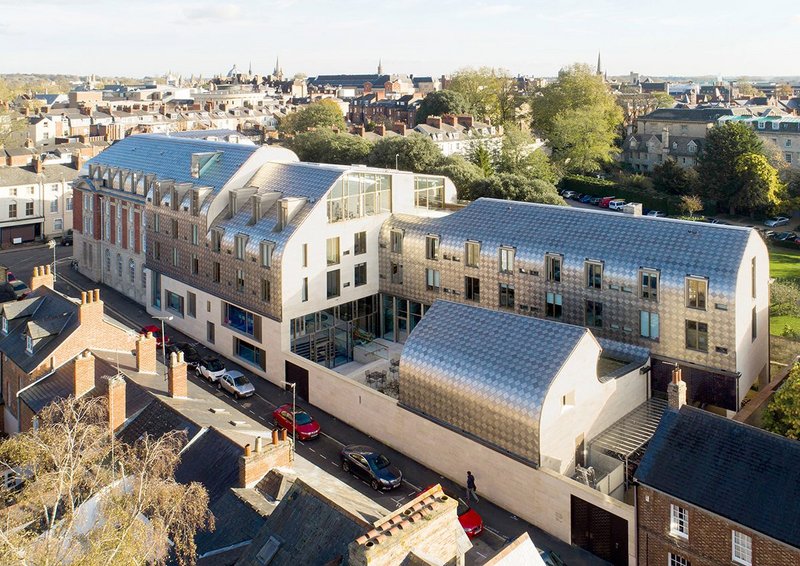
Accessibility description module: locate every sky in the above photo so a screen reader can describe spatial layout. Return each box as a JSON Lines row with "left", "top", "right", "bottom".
{"left": 1, "top": 0, "right": 799, "bottom": 79}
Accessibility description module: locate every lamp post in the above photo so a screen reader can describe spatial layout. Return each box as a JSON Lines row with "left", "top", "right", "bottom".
{"left": 395, "top": 153, "right": 400, "bottom": 170}
{"left": 153, "top": 315, "right": 173, "bottom": 379}
{"left": 281, "top": 381, "right": 297, "bottom": 461}
{"left": 47, "top": 239, "right": 56, "bottom": 282}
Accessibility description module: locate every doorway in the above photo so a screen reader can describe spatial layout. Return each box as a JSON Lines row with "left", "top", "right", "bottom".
{"left": 571, "top": 496, "right": 628, "bottom": 566}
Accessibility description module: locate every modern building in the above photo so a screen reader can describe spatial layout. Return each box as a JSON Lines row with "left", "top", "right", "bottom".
{"left": 635, "top": 405, "right": 800, "bottom": 566}
{"left": 719, "top": 114, "right": 800, "bottom": 168}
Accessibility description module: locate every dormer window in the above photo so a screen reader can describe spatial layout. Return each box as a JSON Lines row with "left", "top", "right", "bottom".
{"left": 26, "top": 334, "right": 33, "bottom": 355}
{"left": 1, "top": 315, "right": 7, "bottom": 334}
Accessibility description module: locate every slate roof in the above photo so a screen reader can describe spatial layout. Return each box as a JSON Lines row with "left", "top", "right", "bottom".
{"left": 0, "top": 163, "right": 80, "bottom": 187}
{"left": 642, "top": 108, "right": 734, "bottom": 122}
{"left": 400, "top": 300, "right": 591, "bottom": 465}
{"left": 118, "top": 396, "right": 201, "bottom": 445}
{"left": 635, "top": 406, "right": 800, "bottom": 548}
{"left": 170, "top": 129, "right": 243, "bottom": 140}
{"left": 308, "top": 74, "right": 390, "bottom": 88}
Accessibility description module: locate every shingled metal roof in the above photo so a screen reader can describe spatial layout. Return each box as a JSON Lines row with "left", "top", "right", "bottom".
{"left": 400, "top": 300, "right": 592, "bottom": 465}
{"left": 635, "top": 406, "right": 800, "bottom": 548}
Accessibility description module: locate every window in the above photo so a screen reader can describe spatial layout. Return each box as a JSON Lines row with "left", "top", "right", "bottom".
{"left": 465, "top": 276, "right": 480, "bottom": 302}
{"left": 499, "top": 247, "right": 514, "bottom": 274}
{"left": 426, "top": 268, "right": 440, "bottom": 291}
{"left": 260, "top": 241, "right": 273, "bottom": 268}
{"left": 640, "top": 270, "right": 659, "bottom": 301}
{"left": 25, "top": 202, "right": 34, "bottom": 216}
{"left": 153, "top": 241, "right": 161, "bottom": 261}
{"left": 8, "top": 203, "right": 16, "bottom": 218}
{"left": 786, "top": 138, "right": 793, "bottom": 148}
{"left": 26, "top": 334, "right": 33, "bottom": 354}
{"left": 66, "top": 197, "right": 73, "bottom": 211}
{"left": 465, "top": 241, "right": 480, "bottom": 268}
{"left": 752, "top": 306, "right": 757, "bottom": 341}
{"left": 207, "top": 321, "right": 215, "bottom": 344}
{"left": 586, "top": 261, "right": 603, "bottom": 289}
{"left": 585, "top": 300, "right": 603, "bottom": 327}
{"left": 390, "top": 230, "right": 403, "bottom": 253}
{"left": 391, "top": 262, "right": 403, "bottom": 284}
{"left": 50, "top": 199, "right": 58, "bottom": 213}
{"left": 236, "top": 268, "right": 245, "bottom": 292}
{"left": 234, "top": 337, "right": 265, "bottom": 370}
{"left": 640, "top": 311, "right": 660, "bottom": 340}
{"left": 261, "top": 279, "right": 271, "bottom": 302}
{"left": 224, "top": 303, "right": 259, "bottom": 337}
{"left": 117, "top": 253, "right": 123, "bottom": 277}
{"left": 211, "top": 230, "right": 222, "bottom": 252}
{"left": 414, "top": 176, "right": 445, "bottom": 209}
{"left": 191, "top": 254, "right": 199, "bottom": 275}
{"left": 105, "top": 249, "right": 111, "bottom": 272}
{"left": 354, "top": 231, "right": 366, "bottom": 255}
{"left": 326, "top": 172, "right": 391, "bottom": 222}
{"left": 9, "top": 188, "right": 15, "bottom": 197}
{"left": 669, "top": 554, "right": 690, "bottom": 566}
{"left": 191, "top": 224, "right": 198, "bottom": 246}
{"left": 751, "top": 257, "right": 756, "bottom": 299}
{"left": 301, "top": 243, "right": 308, "bottom": 267}
{"left": 187, "top": 291, "right": 196, "bottom": 318}
{"left": 354, "top": 263, "right": 367, "bottom": 287}
{"left": 126, "top": 258, "right": 134, "bottom": 283}
{"left": 301, "top": 277, "right": 308, "bottom": 302}
{"left": 546, "top": 292, "right": 562, "bottom": 319}
{"left": 670, "top": 504, "right": 688, "bottom": 538}
{"left": 686, "top": 277, "right": 707, "bottom": 310}
{"left": 166, "top": 290, "right": 184, "bottom": 316}
{"left": 546, "top": 254, "right": 561, "bottom": 282}
{"left": 787, "top": 153, "right": 793, "bottom": 164}
{"left": 327, "top": 270, "right": 340, "bottom": 299}
{"left": 686, "top": 320, "right": 708, "bottom": 352}
{"left": 141, "top": 265, "right": 146, "bottom": 289}
{"left": 326, "top": 237, "right": 340, "bottom": 266}
{"left": 171, "top": 247, "right": 179, "bottom": 267}
{"left": 212, "top": 262, "right": 221, "bottom": 283}
{"left": 128, "top": 208, "right": 134, "bottom": 248}
{"left": 732, "top": 531, "right": 752, "bottom": 565}
{"left": 499, "top": 283, "right": 515, "bottom": 309}
{"left": 191, "top": 190, "right": 200, "bottom": 216}
{"left": 235, "top": 234, "right": 247, "bottom": 260}
{"left": 153, "top": 212, "right": 160, "bottom": 233}
{"left": 425, "top": 235, "right": 439, "bottom": 260}
{"left": 54, "top": 218, "right": 63, "bottom": 231}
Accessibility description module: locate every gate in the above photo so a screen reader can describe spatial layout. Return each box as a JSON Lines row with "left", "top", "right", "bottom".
{"left": 571, "top": 495, "right": 628, "bottom": 565}
{"left": 284, "top": 360, "right": 309, "bottom": 401}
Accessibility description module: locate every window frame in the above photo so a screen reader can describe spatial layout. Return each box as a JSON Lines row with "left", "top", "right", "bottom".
{"left": 499, "top": 246, "right": 515, "bottom": 274}
{"left": 640, "top": 311, "right": 660, "bottom": 340}
{"left": 669, "top": 504, "right": 689, "bottom": 539}
{"left": 686, "top": 277, "right": 708, "bottom": 310}
{"left": 731, "top": 530, "right": 752, "bottom": 566}
{"left": 546, "top": 292, "right": 563, "bottom": 319}
{"left": 326, "top": 237, "right": 340, "bottom": 266}
{"left": 685, "top": 319, "right": 709, "bottom": 352}
{"left": 585, "top": 300, "right": 603, "bottom": 328}
{"left": 499, "top": 283, "right": 515, "bottom": 309}
{"left": 464, "top": 275, "right": 480, "bottom": 302}
{"left": 640, "top": 269, "right": 659, "bottom": 302}
{"left": 390, "top": 230, "right": 403, "bottom": 254}
{"left": 327, "top": 269, "right": 341, "bottom": 299}
{"left": 354, "top": 231, "right": 367, "bottom": 255}
{"left": 465, "top": 241, "right": 481, "bottom": 268}
{"left": 546, "top": 254, "right": 562, "bottom": 283}
{"left": 354, "top": 262, "right": 367, "bottom": 287}
{"left": 585, "top": 260, "right": 603, "bottom": 290}
{"left": 425, "top": 268, "right": 441, "bottom": 291}
{"left": 425, "top": 235, "right": 440, "bottom": 261}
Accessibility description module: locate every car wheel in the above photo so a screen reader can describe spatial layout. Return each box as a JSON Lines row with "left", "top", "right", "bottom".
{"left": 370, "top": 479, "right": 380, "bottom": 491}
{"left": 342, "top": 460, "right": 350, "bottom": 473}
{"left": 216, "top": 381, "right": 222, "bottom": 390}
{"left": 235, "top": 392, "right": 241, "bottom": 400}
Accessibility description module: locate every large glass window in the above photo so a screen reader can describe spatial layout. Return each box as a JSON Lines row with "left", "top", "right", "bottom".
{"left": 390, "top": 230, "right": 403, "bottom": 253}
{"left": 640, "top": 311, "right": 660, "bottom": 340}
{"left": 414, "top": 176, "right": 445, "bottom": 209}
{"left": 686, "top": 277, "right": 707, "bottom": 310}
{"left": 426, "top": 268, "right": 440, "bottom": 291}
{"left": 234, "top": 337, "right": 265, "bottom": 370}
{"left": 499, "top": 283, "right": 515, "bottom": 309}
{"left": 465, "top": 276, "right": 480, "bottom": 302}
{"left": 166, "top": 290, "right": 184, "bottom": 316}
{"left": 354, "top": 231, "right": 366, "bottom": 255}
{"left": 640, "top": 269, "right": 659, "bottom": 301}
{"left": 731, "top": 531, "right": 752, "bottom": 565}
{"left": 585, "top": 300, "right": 603, "bottom": 327}
{"left": 585, "top": 261, "right": 603, "bottom": 289}
{"left": 354, "top": 263, "right": 367, "bottom": 287}
{"left": 391, "top": 263, "right": 403, "bottom": 284}
{"left": 546, "top": 292, "right": 562, "bottom": 319}
{"left": 327, "top": 172, "right": 391, "bottom": 222}
{"left": 499, "top": 247, "right": 514, "bottom": 274}
{"left": 465, "top": 241, "right": 480, "bottom": 268}
{"left": 224, "top": 302, "right": 258, "bottom": 338}
{"left": 425, "top": 235, "right": 439, "bottom": 260}
{"left": 327, "top": 269, "right": 340, "bottom": 299}
{"left": 326, "top": 237, "right": 340, "bottom": 266}
{"left": 235, "top": 234, "right": 247, "bottom": 260}
{"left": 685, "top": 320, "right": 708, "bottom": 352}
{"left": 260, "top": 241, "right": 273, "bottom": 268}
{"left": 546, "top": 254, "right": 562, "bottom": 282}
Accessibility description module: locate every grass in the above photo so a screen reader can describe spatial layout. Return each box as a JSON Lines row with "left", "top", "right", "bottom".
{"left": 769, "top": 245, "right": 800, "bottom": 338}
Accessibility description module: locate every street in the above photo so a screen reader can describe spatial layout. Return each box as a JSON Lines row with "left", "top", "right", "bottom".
{"left": 0, "top": 243, "right": 608, "bottom": 566}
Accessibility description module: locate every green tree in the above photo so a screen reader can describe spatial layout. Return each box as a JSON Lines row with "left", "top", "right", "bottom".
{"left": 426, "top": 155, "right": 485, "bottom": 200}
{"left": 736, "top": 81, "right": 759, "bottom": 96}
{"left": 415, "top": 90, "right": 469, "bottom": 125}
{"left": 776, "top": 83, "right": 794, "bottom": 98}
{"left": 469, "top": 173, "right": 565, "bottom": 205}
{"left": 763, "top": 363, "right": 800, "bottom": 439}
{"left": 495, "top": 124, "right": 558, "bottom": 183}
{"left": 368, "top": 133, "right": 443, "bottom": 172}
{"left": 651, "top": 91, "right": 675, "bottom": 109}
{"left": 531, "top": 64, "right": 623, "bottom": 173}
{"left": 731, "top": 153, "right": 783, "bottom": 215}
{"left": 278, "top": 99, "right": 346, "bottom": 135}
{"left": 288, "top": 130, "right": 372, "bottom": 164}
{"left": 653, "top": 158, "right": 695, "bottom": 195}
{"left": 0, "top": 79, "right": 27, "bottom": 147}
{"left": 448, "top": 67, "right": 522, "bottom": 125}
{"left": 468, "top": 143, "right": 495, "bottom": 177}
{"left": 679, "top": 194, "right": 704, "bottom": 217}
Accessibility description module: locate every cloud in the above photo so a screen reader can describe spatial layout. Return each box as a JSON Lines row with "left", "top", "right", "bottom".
{"left": 463, "top": 3, "right": 521, "bottom": 17}
{"left": 183, "top": 3, "right": 242, "bottom": 21}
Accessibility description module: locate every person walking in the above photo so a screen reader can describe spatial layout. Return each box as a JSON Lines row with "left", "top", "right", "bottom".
{"left": 466, "top": 471, "right": 479, "bottom": 503}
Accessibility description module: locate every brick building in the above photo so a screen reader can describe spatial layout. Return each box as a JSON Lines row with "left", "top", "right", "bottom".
{"left": 635, "top": 406, "right": 800, "bottom": 566}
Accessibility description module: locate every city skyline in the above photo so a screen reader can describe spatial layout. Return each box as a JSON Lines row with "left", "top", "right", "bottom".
{"left": 1, "top": 0, "right": 798, "bottom": 79}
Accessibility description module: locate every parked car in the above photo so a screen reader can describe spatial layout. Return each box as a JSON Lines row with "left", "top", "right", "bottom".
{"left": 579, "top": 194, "right": 593, "bottom": 203}
{"left": 272, "top": 403, "right": 321, "bottom": 440}
{"left": 10, "top": 280, "right": 30, "bottom": 300}
{"left": 775, "top": 232, "right": 798, "bottom": 242}
{"left": 599, "top": 196, "right": 617, "bottom": 207}
{"left": 416, "top": 486, "right": 483, "bottom": 538}
{"left": 706, "top": 218, "right": 730, "bottom": 225}
{"left": 608, "top": 199, "right": 626, "bottom": 211}
{"left": 539, "top": 549, "right": 567, "bottom": 566}
{"left": 61, "top": 229, "right": 74, "bottom": 246}
{"left": 764, "top": 216, "right": 790, "bottom": 227}
{"left": 561, "top": 190, "right": 577, "bottom": 199}
{"left": 140, "top": 324, "right": 170, "bottom": 348}
{"left": 340, "top": 445, "right": 402, "bottom": 491}
{"left": 166, "top": 342, "right": 202, "bottom": 367}
{"left": 217, "top": 370, "right": 255, "bottom": 399}
{"left": 646, "top": 210, "right": 666, "bottom": 217}
{"left": 589, "top": 196, "right": 602, "bottom": 206}
{"left": 196, "top": 357, "right": 226, "bottom": 383}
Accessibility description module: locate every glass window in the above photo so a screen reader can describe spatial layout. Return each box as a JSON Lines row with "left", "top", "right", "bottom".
{"left": 465, "top": 276, "right": 480, "bottom": 302}
{"left": 414, "top": 176, "right": 445, "bottom": 209}
{"left": 499, "top": 247, "right": 514, "bottom": 273}
{"left": 670, "top": 504, "right": 689, "bottom": 538}
{"left": 669, "top": 554, "right": 690, "bottom": 566}
{"left": 260, "top": 241, "right": 273, "bottom": 268}
{"left": 116, "top": 253, "right": 122, "bottom": 277}
{"left": 66, "top": 197, "right": 73, "bottom": 211}
{"left": 302, "top": 243, "right": 308, "bottom": 267}
{"left": 191, "top": 254, "right": 199, "bottom": 275}
{"left": 236, "top": 268, "right": 244, "bottom": 292}
{"left": 354, "top": 263, "right": 367, "bottom": 287}
{"left": 426, "top": 268, "right": 440, "bottom": 291}
{"left": 586, "top": 261, "right": 603, "bottom": 289}
{"left": 546, "top": 254, "right": 561, "bottom": 282}
{"left": 546, "top": 292, "right": 562, "bottom": 319}
{"left": 686, "top": 277, "right": 707, "bottom": 310}
{"left": 686, "top": 320, "right": 708, "bottom": 351}
{"left": 301, "top": 277, "right": 308, "bottom": 302}
{"left": 207, "top": 321, "right": 215, "bottom": 343}
{"left": 171, "top": 247, "right": 179, "bottom": 267}
{"left": 326, "top": 172, "right": 392, "bottom": 222}
{"left": 465, "top": 241, "right": 480, "bottom": 268}
{"left": 326, "top": 237, "right": 340, "bottom": 266}
{"left": 153, "top": 212, "right": 160, "bottom": 233}
{"left": 234, "top": 337, "right": 265, "bottom": 370}
{"left": 8, "top": 203, "right": 16, "bottom": 218}
{"left": 391, "top": 263, "right": 403, "bottom": 284}
{"left": 224, "top": 303, "right": 257, "bottom": 337}
{"left": 390, "top": 230, "right": 403, "bottom": 253}
{"left": 212, "top": 261, "right": 221, "bottom": 283}
{"left": 25, "top": 202, "right": 34, "bottom": 216}
{"left": 211, "top": 230, "right": 222, "bottom": 252}
{"left": 105, "top": 249, "right": 111, "bottom": 272}
{"left": 499, "top": 283, "right": 515, "bottom": 309}
{"left": 261, "top": 279, "right": 271, "bottom": 302}
{"left": 585, "top": 300, "right": 603, "bottom": 327}
{"left": 327, "top": 270, "right": 340, "bottom": 298}
{"left": 751, "top": 306, "right": 757, "bottom": 341}
{"left": 640, "top": 269, "right": 659, "bottom": 301}
{"left": 732, "top": 531, "right": 752, "bottom": 565}
{"left": 191, "top": 224, "right": 199, "bottom": 245}
{"left": 153, "top": 241, "right": 161, "bottom": 261}
{"left": 129, "top": 259, "right": 135, "bottom": 283}
{"left": 354, "top": 231, "right": 367, "bottom": 255}
{"left": 50, "top": 199, "right": 58, "bottom": 213}
{"left": 425, "top": 235, "right": 439, "bottom": 260}
{"left": 166, "top": 290, "right": 184, "bottom": 316}
{"left": 235, "top": 234, "right": 247, "bottom": 260}
{"left": 54, "top": 218, "right": 63, "bottom": 231}
{"left": 187, "top": 291, "right": 196, "bottom": 318}
{"left": 640, "top": 311, "right": 660, "bottom": 339}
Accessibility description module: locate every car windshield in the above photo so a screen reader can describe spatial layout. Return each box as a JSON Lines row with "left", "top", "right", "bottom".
{"left": 368, "top": 454, "right": 391, "bottom": 470}
{"left": 294, "top": 412, "right": 313, "bottom": 425}
{"left": 456, "top": 498, "right": 470, "bottom": 516}
{"left": 232, "top": 375, "right": 250, "bottom": 387}
{"left": 207, "top": 359, "right": 224, "bottom": 371}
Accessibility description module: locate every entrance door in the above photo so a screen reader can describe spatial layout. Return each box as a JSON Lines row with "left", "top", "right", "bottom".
{"left": 571, "top": 496, "right": 628, "bottom": 566}
{"left": 284, "top": 361, "right": 309, "bottom": 401}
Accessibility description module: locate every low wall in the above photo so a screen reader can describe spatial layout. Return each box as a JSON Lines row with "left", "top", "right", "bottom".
{"left": 284, "top": 351, "right": 637, "bottom": 566}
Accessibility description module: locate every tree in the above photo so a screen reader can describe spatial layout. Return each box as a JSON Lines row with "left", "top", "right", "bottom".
{"left": 368, "top": 134, "right": 443, "bottom": 172}
{"left": 0, "top": 79, "right": 27, "bottom": 147}
{"left": 763, "top": 363, "right": 800, "bottom": 439}
{"left": 468, "top": 173, "right": 565, "bottom": 205}
{"left": 278, "top": 99, "right": 346, "bottom": 135}
{"left": 288, "top": 130, "right": 372, "bottom": 164}
{"left": 426, "top": 155, "right": 485, "bottom": 200}
{"left": 0, "top": 396, "right": 213, "bottom": 565}
{"left": 496, "top": 124, "right": 558, "bottom": 183}
{"left": 776, "top": 83, "right": 794, "bottom": 98}
{"left": 447, "top": 67, "right": 522, "bottom": 125}
{"left": 736, "top": 81, "right": 759, "bottom": 97}
{"left": 653, "top": 158, "right": 695, "bottom": 196}
{"left": 731, "top": 153, "right": 783, "bottom": 215}
{"left": 531, "top": 64, "right": 623, "bottom": 173}
{"left": 651, "top": 91, "right": 675, "bottom": 109}
{"left": 679, "top": 194, "right": 704, "bottom": 217}
{"left": 697, "top": 121, "right": 764, "bottom": 210}
{"left": 415, "top": 90, "right": 469, "bottom": 125}
{"left": 468, "top": 143, "right": 495, "bottom": 177}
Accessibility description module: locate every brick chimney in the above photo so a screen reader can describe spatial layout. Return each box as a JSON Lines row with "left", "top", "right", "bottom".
{"left": 667, "top": 366, "right": 687, "bottom": 410}
{"left": 73, "top": 350, "right": 95, "bottom": 398}
{"left": 32, "top": 155, "right": 42, "bottom": 174}
{"left": 351, "top": 124, "right": 365, "bottom": 137}
{"left": 426, "top": 116, "right": 442, "bottom": 129}
{"left": 79, "top": 289, "right": 104, "bottom": 328}
{"left": 392, "top": 122, "right": 407, "bottom": 136}
{"left": 30, "top": 265, "right": 54, "bottom": 291}
{"left": 136, "top": 332, "right": 157, "bottom": 374}
{"left": 442, "top": 114, "right": 458, "bottom": 127}
{"left": 238, "top": 434, "right": 293, "bottom": 487}
{"left": 105, "top": 374, "right": 126, "bottom": 432}
{"left": 168, "top": 351, "right": 187, "bottom": 398}
{"left": 373, "top": 124, "right": 386, "bottom": 136}
{"left": 456, "top": 115, "right": 474, "bottom": 129}
{"left": 71, "top": 152, "right": 85, "bottom": 171}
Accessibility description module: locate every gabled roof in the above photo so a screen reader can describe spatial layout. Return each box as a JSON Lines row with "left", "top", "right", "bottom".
{"left": 642, "top": 107, "right": 734, "bottom": 122}
{"left": 635, "top": 406, "right": 800, "bottom": 548}
{"left": 308, "top": 74, "right": 391, "bottom": 88}
{"left": 118, "top": 395, "right": 201, "bottom": 445}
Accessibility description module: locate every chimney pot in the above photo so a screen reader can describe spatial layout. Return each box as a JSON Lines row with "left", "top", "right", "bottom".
{"left": 244, "top": 443, "right": 252, "bottom": 457}
{"left": 255, "top": 436, "right": 263, "bottom": 453}
{"left": 271, "top": 429, "right": 279, "bottom": 445}
{"left": 280, "top": 428, "right": 287, "bottom": 442}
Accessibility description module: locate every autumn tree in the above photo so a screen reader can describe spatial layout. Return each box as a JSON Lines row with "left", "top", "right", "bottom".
{"left": 0, "top": 396, "right": 213, "bottom": 566}
{"left": 763, "top": 363, "right": 800, "bottom": 439}
{"left": 415, "top": 90, "right": 469, "bottom": 125}
{"left": 679, "top": 194, "right": 704, "bottom": 217}
{"left": 775, "top": 83, "right": 794, "bottom": 98}
{"left": 736, "top": 81, "right": 760, "bottom": 97}
{"left": 278, "top": 99, "right": 346, "bottom": 135}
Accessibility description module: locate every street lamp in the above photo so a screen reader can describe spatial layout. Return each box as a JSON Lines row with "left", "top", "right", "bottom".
{"left": 47, "top": 239, "right": 56, "bottom": 282}
{"left": 395, "top": 153, "right": 400, "bottom": 170}
{"left": 153, "top": 315, "right": 173, "bottom": 379}
{"left": 280, "top": 381, "right": 297, "bottom": 462}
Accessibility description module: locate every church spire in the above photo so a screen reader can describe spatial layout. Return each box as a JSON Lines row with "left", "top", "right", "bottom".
{"left": 248, "top": 60, "right": 252, "bottom": 76}
{"left": 378, "top": 58, "right": 383, "bottom": 75}
{"left": 596, "top": 51, "right": 602, "bottom": 76}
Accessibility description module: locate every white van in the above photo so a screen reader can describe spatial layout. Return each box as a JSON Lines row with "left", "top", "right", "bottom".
{"left": 608, "top": 199, "right": 626, "bottom": 210}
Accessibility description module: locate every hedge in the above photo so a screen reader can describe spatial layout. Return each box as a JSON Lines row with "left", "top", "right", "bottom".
{"left": 559, "top": 174, "right": 680, "bottom": 215}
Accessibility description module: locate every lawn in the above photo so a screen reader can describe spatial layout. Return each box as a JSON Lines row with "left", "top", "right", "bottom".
{"left": 769, "top": 245, "right": 800, "bottom": 338}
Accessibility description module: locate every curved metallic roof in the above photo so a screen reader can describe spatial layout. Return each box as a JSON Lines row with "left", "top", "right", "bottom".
{"left": 400, "top": 300, "right": 591, "bottom": 465}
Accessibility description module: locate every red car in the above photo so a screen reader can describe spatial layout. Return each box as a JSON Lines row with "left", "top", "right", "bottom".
{"left": 272, "top": 404, "right": 321, "bottom": 440}
{"left": 140, "top": 325, "right": 170, "bottom": 348}
{"left": 419, "top": 486, "right": 483, "bottom": 538}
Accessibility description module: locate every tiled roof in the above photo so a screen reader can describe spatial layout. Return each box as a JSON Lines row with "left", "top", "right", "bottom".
{"left": 635, "top": 406, "right": 800, "bottom": 548}
{"left": 0, "top": 163, "right": 80, "bottom": 187}
{"left": 170, "top": 129, "right": 242, "bottom": 139}
{"left": 308, "top": 74, "right": 390, "bottom": 88}
{"left": 118, "top": 396, "right": 201, "bottom": 445}
{"left": 642, "top": 108, "right": 734, "bottom": 122}
{"left": 400, "top": 300, "right": 590, "bottom": 465}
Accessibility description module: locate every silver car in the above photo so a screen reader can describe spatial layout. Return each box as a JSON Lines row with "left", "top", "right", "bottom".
{"left": 764, "top": 216, "right": 789, "bottom": 227}
{"left": 217, "top": 370, "right": 255, "bottom": 399}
